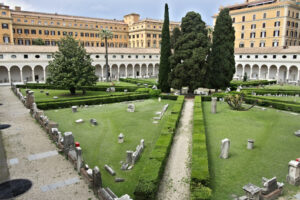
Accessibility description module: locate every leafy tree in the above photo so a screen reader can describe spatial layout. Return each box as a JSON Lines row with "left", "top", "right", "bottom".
{"left": 168, "top": 12, "right": 210, "bottom": 93}
{"left": 47, "top": 36, "right": 98, "bottom": 95}
{"left": 206, "top": 8, "right": 235, "bottom": 90}
{"left": 158, "top": 3, "right": 172, "bottom": 92}
{"left": 225, "top": 93, "right": 257, "bottom": 111}
{"left": 99, "top": 29, "right": 113, "bottom": 82}
{"left": 32, "top": 38, "right": 45, "bottom": 45}
{"left": 170, "top": 27, "right": 181, "bottom": 49}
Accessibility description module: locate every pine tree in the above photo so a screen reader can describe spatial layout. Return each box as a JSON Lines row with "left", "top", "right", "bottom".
{"left": 207, "top": 8, "right": 235, "bottom": 90}
{"left": 170, "top": 27, "right": 181, "bottom": 49}
{"left": 47, "top": 36, "right": 98, "bottom": 95}
{"left": 168, "top": 12, "right": 210, "bottom": 93}
{"left": 158, "top": 4, "right": 172, "bottom": 92}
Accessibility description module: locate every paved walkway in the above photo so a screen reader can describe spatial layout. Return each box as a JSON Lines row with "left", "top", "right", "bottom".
{"left": 0, "top": 86, "right": 95, "bottom": 200}
{"left": 157, "top": 98, "right": 194, "bottom": 200}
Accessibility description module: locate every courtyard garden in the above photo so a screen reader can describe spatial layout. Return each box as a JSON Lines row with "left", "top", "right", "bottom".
{"left": 203, "top": 101, "right": 300, "bottom": 199}
{"left": 45, "top": 99, "right": 176, "bottom": 197}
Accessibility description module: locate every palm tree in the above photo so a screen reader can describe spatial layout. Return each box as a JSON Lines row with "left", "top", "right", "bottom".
{"left": 99, "top": 29, "right": 113, "bottom": 82}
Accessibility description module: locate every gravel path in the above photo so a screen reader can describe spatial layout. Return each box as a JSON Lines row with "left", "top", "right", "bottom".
{"left": 157, "top": 98, "right": 194, "bottom": 200}
{"left": 0, "top": 86, "right": 95, "bottom": 200}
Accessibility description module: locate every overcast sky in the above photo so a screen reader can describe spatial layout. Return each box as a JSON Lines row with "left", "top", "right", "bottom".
{"left": 3, "top": 0, "right": 243, "bottom": 25}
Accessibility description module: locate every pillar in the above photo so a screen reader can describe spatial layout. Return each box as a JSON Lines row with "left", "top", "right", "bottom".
{"left": 276, "top": 68, "right": 280, "bottom": 82}
{"left": 242, "top": 66, "right": 245, "bottom": 79}
{"left": 139, "top": 65, "right": 142, "bottom": 78}
{"left": 266, "top": 66, "right": 270, "bottom": 80}
{"left": 76, "top": 147, "right": 82, "bottom": 173}
{"left": 20, "top": 69, "right": 24, "bottom": 83}
{"left": 32, "top": 68, "right": 35, "bottom": 82}
{"left": 250, "top": 66, "right": 253, "bottom": 79}
{"left": 43, "top": 68, "right": 46, "bottom": 82}
{"left": 258, "top": 66, "right": 261, "bottom": 80}
{"left": 101, "top": 66, "right": 104, "bottom": 78}
{"left": 146, "top": 65, "right": 149, "bottom": 77}
{"left": 117, "top": 65, "right": 120, "bottom": 80}
{"left": 8, "top": 70, "right": 11, "bottom": 83}
{"left": 125, "top": 66, "right": 128, "bottom": 78}
{"left": 152, "top": 65, "right": 155, "bottom": 77}
{"left": 297, "top": 68, "right": 300, "bottom": 81}
{"left": 286, "top": 67, "right": 290, "bottom": 82}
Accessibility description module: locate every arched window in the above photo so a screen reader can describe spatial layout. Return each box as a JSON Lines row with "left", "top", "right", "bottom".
{"left": 3, "top": 35, "right": 10, "bottom": 43}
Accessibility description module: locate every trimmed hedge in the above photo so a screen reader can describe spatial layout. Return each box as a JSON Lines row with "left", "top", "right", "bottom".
{"left": 136, "top": 88, "right": 161, "bottom": 97}
{"left": 245, "top": 96, "right": 300, "bottom": 113}
{"left": 191, "top": 96, "right": 212, "bottom": 200}
{"left": 242, "top": 88, "right": 300, "bottom": 96}
{"left": 134, "top": 96, "right": 184, "bottom": 200}
{"left": 230, "top": 80, "right": 276, "bottom": 90}
{"left": 119, "top": 78, "right": 156, "bottom": 87}
{"left": 37, "top": 93, "right": 150, "bottom": 110}
{"left": 16, "top": 83, "right": 139, "bottom": 92}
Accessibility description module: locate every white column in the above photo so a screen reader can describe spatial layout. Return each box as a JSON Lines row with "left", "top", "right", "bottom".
{"left": 8, "top": 70, "right": 11, "bottom": 83}
{"left": 109, "top": 66, "right": 112, "bottom": 80}
{"left": 125, "top": 66, "right": 128, "bottom": 78}
{"left": 286, "top": 67, "right": 290, "bottom": 82}
{"left": 101, "top": 66, "right": 104, "bottom": 79}
{"left": 266, "top": 66, "right": 270, "bottom": 80}
{"left": 117, "top": 66, "right": 120, "bottom": 80}
{"left": 139, "top": 65, "right": 142, "bottom": 78}
{"left": 242, "top": 66, "right": 245, "bottom": 79}
{"left": 146, "top": 65, "right": 149, "bottom": 77}
{"left": 152, "top": 66, "right": 155, "bottom": 76}
{"left": 20, "top": 69, "right": 24, "bottom": 83}
{"left": 250, "top": 66, "right": 253, "bottom": 79}
{"left": 43, "top": 68, "right": 46, "bottom": 82}
{"left": 258, "top": 66, "right": 261, "bottom": 80}
{"left": 276, "top": 68, "right": 280, "bottom": 82}
{"left": 32, "top": 68, "right": 35, "bottom": 82}
{"left": 297, "top": 68, "right": 300, "bottom": 81}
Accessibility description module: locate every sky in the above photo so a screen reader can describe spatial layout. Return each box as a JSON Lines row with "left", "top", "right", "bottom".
{"left": 2, "top": 0, "right": 244, "bottom": 25}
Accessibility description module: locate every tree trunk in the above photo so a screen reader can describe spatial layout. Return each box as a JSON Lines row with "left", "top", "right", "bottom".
{"left": 70, "top": 87, "right": 76, "bottom": 95}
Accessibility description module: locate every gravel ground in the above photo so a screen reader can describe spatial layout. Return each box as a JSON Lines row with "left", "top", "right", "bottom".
{"left": 157, "top": 98, "right": 194, "bottom": 200}
{"left": 0, "top": 86, "right": 95, "bottom": 200}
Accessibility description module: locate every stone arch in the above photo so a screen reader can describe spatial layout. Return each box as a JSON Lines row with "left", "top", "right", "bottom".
{"left": 278, "top": 65, "right": 287, "bottom": 82}
{"left": 236, "top": 64, "right": 243, "bottom": 78}
{"left": 119, "top": 64, "right": 126, "bottom": 78}
{"left": 34, "top": 65, "right": 44, "bottom": 82}
{"left": 22, "top": 65, "right": 33, "bottom": 82}
{"left": 0, "top": 66, "right": 9, "bottom": 83}
{"left": 289, "top": 66, "right": 298, "bottom": 81}
{"left": 134, "top": 64, "right": 140, "bottom": 78}
{"left": 268, "top": 65, "right": 277, "bottom": 80}
{"left": 111, "top": 64, "right": 118, "bottom": 80}
{"left": 95, "top": 64, "right": 102, "bottom": 80}
{"left": 148, "top": 64, "right": 154, "bottom": 77}
{"left": 127, "top": 64, "right": 133, "bottom": 78}
{"left": 141, "top": 64, "right": 147, "bottom": 77}
{"left": 260, "top": 65, "right": 268, "bottom": 80}
{"left": 252, "top": 64, "right": 259, "bottom": 79}
{"left": 10, "top": 66, "right": 21, "bottom": 82}
{"left": 244, "top": 64, "right": 251, "bottom": 78}
{"left": 155, "top": 64, "right": 159, "bottom": 77}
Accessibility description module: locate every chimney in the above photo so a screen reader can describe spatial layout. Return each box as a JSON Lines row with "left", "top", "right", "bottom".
{"left": 15, "top": 6, "right": 21, "bottom": 11}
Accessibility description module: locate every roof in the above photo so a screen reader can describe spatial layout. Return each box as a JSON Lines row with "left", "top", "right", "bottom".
{"left": 0, "top": 45, "right": 160, "bottom": 54}
{"left": 11, "top": 10, "right": 127, "bottom": 25}
{"left": 234, "top": 46, "right": 300, "bottom": 54}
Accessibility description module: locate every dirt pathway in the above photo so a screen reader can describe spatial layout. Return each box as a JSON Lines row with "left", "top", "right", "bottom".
{"left": 157, "top": 98, "right": 194, "bottom": 200}
{"left": 0, "top": 86, "right": 95, "bottom": 200}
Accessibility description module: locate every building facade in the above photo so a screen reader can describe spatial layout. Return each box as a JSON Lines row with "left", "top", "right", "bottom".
{"left": 234, "top": 46, "right": 300, "bottom": 83}
{"left": 0, "top": 4, "right": 180, "bottom": 48}
{"left": 214, "top": 0, "right": 300, "bottom": 48}
{"left": 0, "top": 45, "right": 160, "bottom": 84}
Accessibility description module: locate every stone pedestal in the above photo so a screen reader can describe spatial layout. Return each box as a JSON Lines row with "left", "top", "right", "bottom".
{"left": 247, "top": 139, "right": 254, "bottom": 150}
{"left": 126, "top": 151, "right": 133, "bottom": 164}
{"left": 63, "top": 132, "right": 75, "bottom": 155}
{"left": 118, "top": 133, "right": 124, "bottom": 143}
{"left": 72, "top": 106, "right": 77, "bottom": 113}
{"left": 92, "top": 166, "right": 102, "bottom": 193}
{"left": 26, "top": 91, "right": 35, "bottom": 109}
{"left": 287, "top": 160, "right": 300, "bottom": 186}
{"left": 76, "top": 147, "right": 82, "bottom": 173}
{"left": 220, "top": 138, "right": 230, "bottom": 159}
{"left": 211, "top": 97, "right": 217, "bottom": 114}
{"left": 243, "top": 183, "right": 261, "bottom": 200}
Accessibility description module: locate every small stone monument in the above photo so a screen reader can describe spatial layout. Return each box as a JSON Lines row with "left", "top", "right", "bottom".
{"left": 261, "top": 177, "right": 284, "bottom": 199}
{"left": 53, "top": 96, "right": 58, "bottom": 99}
{"left": 76, "top": 147, "right": 82, "bottom": 172}
{"left": 126, "top": 151, "right": 133, "bottom": 164}
{"left": 127, "top": 104, "right": 135, "bottom": 112}
{"left": 220, "top": 138, "right": 230, "bottom": 159}
{"left": 181, "top": 87, "right": 188, "bottom": 95}
{"left": 247, "top": 139, "right": 254, "bottom": 149}
{"left": 45, "top": 92, "right": 49, "bottom": 96}
{"left": 72, "top": 106, "right": 77, "bottom": 113}
{"left": 242, "top": 183, "right": 261, "bottom": 200}
{"left": 75, "top": 119, "right": 84, "bottom": 123}
{"left": 118, "top": 133, "right": 124, "bottom": 143}
{"left": 63, "top": 132, "right": 75, "bottom": 155}
{"left": 152, "top": 85, "right": 158, "bottom": 90}
{"left": 158, "top": 97, "right": 161, "bottom": 102}
{"left": 287, "top": 160, "right": 300, "bottom": 186}
{"left": 294, "top": 130, "right": 300, "bottom": 137}
{"left": 92, "top": 166, "right": 102, "bottom": 193}
{"left": 90, "top": 119, "right": 98, "bottom": 126}
{"left": 104, "top": 164, "right": 116, "bottom": 176}
{"left": 110, "top": 87, "right": 116, "bottom": 92}
{"left": 211, "top": 97, "right": 217, "bottom": 114}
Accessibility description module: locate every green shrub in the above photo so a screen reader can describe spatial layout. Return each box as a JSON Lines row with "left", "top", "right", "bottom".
{"left": 190, "top": 96, "right": 212, "bottom": 200}
{"left": 120, "top": 78, "right": 156, "bottom": 87}
{"left": 242, "top": 88, "right": 300, "bottom": 96}
{"left": 134, "top": 95, "right": 184, "bottom": 200}
{"left": 136, "top": 88, "right": 161, "bottom": 97}
{"left": 230, "top": 80, "right": 276, "bottom": 90}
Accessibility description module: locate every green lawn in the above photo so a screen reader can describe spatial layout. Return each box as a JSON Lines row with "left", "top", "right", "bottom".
{"left": 45, "top": 99, "right": 175, "bottom": 197}
{"left": 249, "top": 84, "right": 300, "bottom": 90}
{"left": 203, "top": 102, "right": 300, "bottom": 200}
{"left": 259, "top": 96, "right": 300, "bottom": 103}
{"left": 139, "top": 78, "right": 158, "bottom": 85}
{"left": 21, "top": 89, "right": 112, "bottom": 102}
{"left": 96, "top": 81, "right": 137, "bottom": 87}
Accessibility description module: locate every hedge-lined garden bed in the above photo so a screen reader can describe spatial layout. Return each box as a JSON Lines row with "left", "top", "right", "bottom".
{"left": 242, "top": 88, "right": 300, "bottom": 95}
{"left": 134, "top": 96, "right": 184, "bottom": 200}
{"left": 119, "top": 78, "right": 155, "bottom": 87}
{"left": 191, "top": 96, "right": 211, "bottom": 200}
{"left": 230, "top": 80, "right": 276, "bottom": 90}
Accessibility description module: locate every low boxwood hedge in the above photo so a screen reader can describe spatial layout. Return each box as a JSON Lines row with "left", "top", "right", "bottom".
{"left": 37, "top": 93, "right": 150, "bottom": 110}
{"left": 230, "top": 80, "right": 276, "bottom": 90}
{"left": 134, "top": 96, "right": 184, "bottom": 200}
{"left": 191, "top": 96, "right": 212, "bottom": 200}
{"left": 242, "top": 88, "right": 300, "bottom": 96}
{"left": 119, "top": 78, "right": 156, "bottom": 87}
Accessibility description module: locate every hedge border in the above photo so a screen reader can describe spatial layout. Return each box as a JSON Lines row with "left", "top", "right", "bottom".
{"left": 119, "top": 78, "right": 155, "bottom": 87}
{"left": 134, "top": 96, "right": 185, "bottom": 200}
{"left": 191, "top": 96, "right": 212, "bottom": 200}
{"left": 230, "top": 80, "right": 276, "bottom": 90}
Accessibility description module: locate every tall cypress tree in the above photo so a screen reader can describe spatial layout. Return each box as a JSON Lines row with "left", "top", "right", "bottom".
{"left": 158, "top": 3, "right": 171, "bottom": 92}
{"left": 168, "top": 12, "right": 210, "bottom": 93}
{"left": 206, "top": 8, "right": 235, "bottom": 90}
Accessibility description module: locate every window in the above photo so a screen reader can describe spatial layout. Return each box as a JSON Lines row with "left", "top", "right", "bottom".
{"left": 263, "top": 55, "right": 267, "bottom": 58}
{"left": 85, "top": 33, "right": 89, "bottom": 37}
{"left": 0, "top": 55, "right": 3, "bottom": 59}
{"left": 153, "top": 34, "right": 157, "bottom": 38}
{"left": 241, "top": 33, "right": 244, "bottom": 39}
{"left": 31, "top": 20, "right": 34, "bottom": 24}
{"left": 44, "top": 30, "right": 49, "bottom": 35}
{"left": 128, "top": 55, "right": 131, "bottom": 58}
{"left": 24, "top": 54, "right": 28, "bottom": 59}
{"left": 287, "top": 21, "right": 290, "bottom": 26}
{"left": 288, "top": 10, "right": 290, "bottom": 17}
{"left": 247, "top": 55, "right": 250, "bottom": 59}
{"left": 239, "top": 55, "right": 243, "bottom": 58}
{"left": 251, "top": 24, "right": 256, "bottom": 29}
{"left": 31, "top": 29, "right": 36, "bottom": 34}
{"left": 113, "top": 55, "right": 116, "bottom": 58}
{"left": 263, "top": 13, "right": 267, "bottom": 19}
{"left": 44, "top": 21, "right": 48, "bottom": 25}
{"left": 282, "top": 55, "right": 287, "bottom": 59}
{"left": 2, "top": 11, "right": 6, "bottom": 15}
{"left": 241, "top": 25, "right": 244, "bottom": 30}
{"left": 80, "top": 32, "right": 84, "bottom": 37}
{"left": 261, "top": 31, "right": 266, "bottom": 38}
{"left": 250, "top": 32, "right": 256, "bottom": 38}
{"left": 58, "top": 31, "right": 60, "bottom": 35}
{"left": 273, "top": 55, "right": 276, "bottom": 58}
{"left": 11, "top": 55, "right": 17, "bottom": 59}
{"left": 47, "top": 55, "right": 52, "bottom": 59}
{"left": 35, "top": 55, "right": 40, "bottom": 59}
{"left": 149, "top": 55, "right": 152, "bottom": 59}
{"left": 262, "top": 23, "right": 266, "bottom": 28}
{"left": 2, "top": 23, "right": 8, "bottom": 29}
{"left": 293, "top": 55, "right": 297, "bottom": 59}
{"left": 273, "top": 41, "right": 279, "bottom": 47}
{"left": 242, "top": 16, "right": 245, "bottom": 22}
{"left": 255, "top": 55, "right": 258, "bottom": 59}
{"left": 25, "top": 39, "right": 30, "bottom": 45}
{"left": 277, "top": 11, "right": 280, "bottom": 17}
{"left": 274, "top": 21, "right": 280, "bottom": 27}
{"left": 24, "top": 29, "right": 29, "bottom": 34}
{"left": 250, "top": 42, "right": 254, "bottom": 48}
{"left": 17, "top": 29, "right": 22, "bottom": 34}
{"left": 50, "top": 21, "right": 54, "bottom": 25}
{"left": 296, "top": 23, "right": 298, "bottom": 28}
{"left": 260, "top": 42, "right": 265, "bottom": 47}
{"left": 18, "top": 39, "right": 23, "bottom": 45}
{"left": 39, "top": 30, "right": 42, "bottom": 35}
{"left": 114, "top": 34, "right": 118, "bottom": 39}
{"left": 292, "top": 22, "right": 294, "bottom": 27}
{"left": 3, "top": 36, "right": 10, "bottom": 43}
{"left": 50, "top": 31, "right": 55, "bottom": 35}
{"left": 253, "top": 14, "right": 256, "bottom": 20}
{"left": 69, "top": 32, "right": 73, "bottom": 36}
{"left": 239, "top": 43, "right": 244, "bottom": 48}
{"left": 274, "top": 30, "right": 280, "bottom": 37}
{"left": 232, "top": 17, "right": 235, "bottom": 23}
